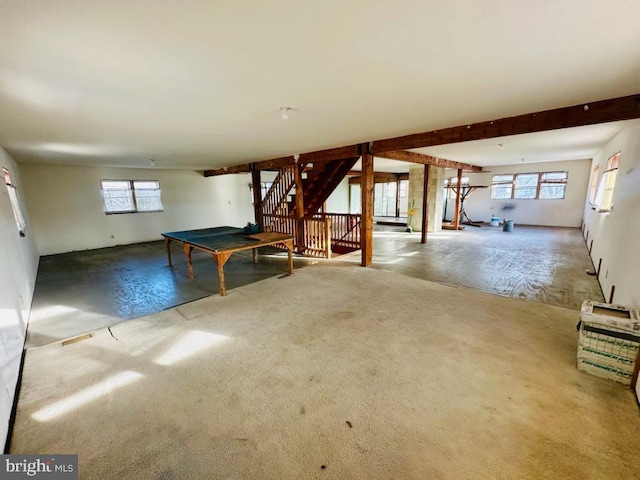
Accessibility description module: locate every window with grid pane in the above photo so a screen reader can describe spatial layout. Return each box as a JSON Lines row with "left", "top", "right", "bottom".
{"left": 491, "top": 174, "right": 513, "bottom": 199}
{"left": 514, "top": 173, "right": 539, "bottom": 199}
{"left": 101, "top": 180, "right": 163, "bottom": 214}
{"left": 133, "top": 181, "right": 163, "bottom": 211}
{"left": 539, "top": 171, "right": 567, "bottom": 199}
{"left": 101, "top": 181, "right": 135, "bottom": 213}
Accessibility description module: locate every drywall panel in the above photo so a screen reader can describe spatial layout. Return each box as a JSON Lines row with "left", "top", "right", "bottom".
{"left": 443, "top": 160, "right": 591, "bottom": 227}
{"left": 582, "top": 120, "right": 640, "bottom": 310}
{"left": 325, "top": 178, "right": 350, "bottom": 213}
{"left": 0, "top": 148, "right": 39, "bottom": 449}
{"left": 580, "top": 120, "right": 640, "bottom": 399}
{"left": 20, "top": 164, "right": 254, "bottom": 255}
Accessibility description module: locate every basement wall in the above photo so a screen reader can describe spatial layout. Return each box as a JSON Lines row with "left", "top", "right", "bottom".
{"left": 19, "top": 164, "right": 255, "bottom": 256}
{"left": 444, "top": 159, "right": 591, "bottom": 227}
{"left": 0, "top": 148, "right": 39, "bottom": 449}
{"left": 581, "top": 120, "right": 640, "bottom": 399}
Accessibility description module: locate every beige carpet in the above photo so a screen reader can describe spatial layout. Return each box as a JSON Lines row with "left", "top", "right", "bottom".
{"left": 10, "top": 265, "right": 640, "bottom": 479}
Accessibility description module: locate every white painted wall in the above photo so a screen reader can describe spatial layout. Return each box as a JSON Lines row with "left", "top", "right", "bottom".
{"left": 0, "top": 148, "right": 39, "bottom": 449}
{"left": 19, "top": 164, "right": 254, "bottom": 256}
{"left": 443, "top": 160, "right": 591, "bottom": 227}
{"left": 326, "top": 178, "right": 350, "bottom": 213}
{"left": 582, "top": 120, "right": 640, "bottom": 309}
{"left": 580, "top": 120, "right": 640, "bottom": 398}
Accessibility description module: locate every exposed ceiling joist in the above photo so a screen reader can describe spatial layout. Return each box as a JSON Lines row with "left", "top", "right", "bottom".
{"left": 375, "top": 151, "right": 482, "bottom": 172}
{"left": 371, "top": 94, "right": 640, "bottom": 153}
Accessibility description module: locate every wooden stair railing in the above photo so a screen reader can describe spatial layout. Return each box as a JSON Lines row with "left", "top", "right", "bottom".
{"left": 261, "top": 165, "right": 296, "bottom": 217}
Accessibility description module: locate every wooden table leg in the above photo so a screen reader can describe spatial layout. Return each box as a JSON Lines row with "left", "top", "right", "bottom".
{"left": 183, "top": 244, "right": 194, "bottom": 279}
{"left": 252, "top": 247, "right": 258, "bottom": 264}
{"left": 164, "top": 237, "right": 173, "bottom": 267}
{"left": 287, "top": 240, "right": 294, "bottom": 274}
{"left": 212, "top": 252, "right": 232, "bottom": 296}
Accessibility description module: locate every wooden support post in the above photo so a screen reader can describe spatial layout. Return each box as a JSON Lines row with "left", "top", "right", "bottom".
{"left": 395, "top": 176, "right": 401, "bottom": 218}
{"left": 361, "top": 152, "right": 374, "bottom": 267}
{"left": 421, "top": 165, "right": 430, "bottom": 244}
{"left": 453, "top": 168, "right": 463, "bottom": 231}
{"left": 251, "top": 166, "right": 262, "bottom": 230}
{"left": 294, "top": 164, "right": 305, "bottom": 254}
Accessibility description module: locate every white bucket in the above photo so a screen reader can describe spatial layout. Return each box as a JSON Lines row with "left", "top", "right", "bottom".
{"left": 490, "top": 216, "right": 500, "bottom": 227}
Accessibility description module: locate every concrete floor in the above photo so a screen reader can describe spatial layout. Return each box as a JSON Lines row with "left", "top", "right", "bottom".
{"left": 26, "top": 225, "right": 604, "bottom": 348}
{"left": 26, "top": 243, "right": 317, "bottom": 348}
{"left": 367, "top": 224, "right": 604, "bottom": 310}
{"left": 10, "top": 265, "right": 640, "bottom": 479}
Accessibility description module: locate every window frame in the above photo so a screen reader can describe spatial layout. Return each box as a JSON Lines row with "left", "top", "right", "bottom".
{"left": 3, "top": 168, "right": 27, "bottom": 236}
{"left": 490, "top": 171, "right": 568, "bottom": 200}
{"left": 592, "top": 152, "right": 620, "bottom": 213}
{"left": 100, "top": 179, "right": 164, "bottom": 215}
{"left": 588, "top": 165, "right": 600, "bottom": 205}
{"left": 538, "top": 171, "right": 569, "bottom": 200}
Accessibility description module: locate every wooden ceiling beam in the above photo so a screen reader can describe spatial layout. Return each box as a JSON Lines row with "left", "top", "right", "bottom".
{"left": 371, "top": 94, "right": 640, "bottom": 153}
{"left": 203, "top": 164, "right": 251, "bottom": 177}
{"left": 204, "top": 144, "right": 366, "bottom": 177}
{"left": 257, "top": 144, "right": 365, "bottom": 170}
{"left": 375, "top": 150, "right": 482, "bottom": 172}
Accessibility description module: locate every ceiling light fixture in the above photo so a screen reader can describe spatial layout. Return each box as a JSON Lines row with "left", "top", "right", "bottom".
{"left": 280, "top": 107, "right": 291, "bottom": 120}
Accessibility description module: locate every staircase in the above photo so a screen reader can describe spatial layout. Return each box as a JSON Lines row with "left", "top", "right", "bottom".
{"left": 261, "top": 165, "right": 296, "bottom": 217}
{"left": 259, "top": 157, "right": 361, "bottom": 257}
{"left": 293, "top": 157, "right": 360, "bottom": 218}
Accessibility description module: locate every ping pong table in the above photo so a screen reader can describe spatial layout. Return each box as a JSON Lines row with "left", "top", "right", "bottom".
{"left": 162, "top": 226, "right": 294, "bottom": 296}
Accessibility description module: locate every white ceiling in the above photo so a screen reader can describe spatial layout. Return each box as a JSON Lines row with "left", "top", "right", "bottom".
{"left": 1, "top": 1, "right": 639, "bottom": 171}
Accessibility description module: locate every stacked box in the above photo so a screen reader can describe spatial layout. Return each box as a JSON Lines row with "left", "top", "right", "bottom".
{"left": 577, "top": 301, "right": 640, "bottom": 385}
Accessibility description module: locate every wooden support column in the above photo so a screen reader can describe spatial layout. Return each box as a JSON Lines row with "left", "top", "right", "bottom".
{"left": 251, "top": 165, "right": 262, "bottom": 229}
{"left": 395, "top": 176, "right": 401, "bottom": 218}
{"left": 453, "top": 169, "right": 463, "bottom": 231}
{"left": 361, "top": 152, "right": 374, "bottom": 267}
{"left": 421, "top": 165, "right": 430, "bottom": 244}
{"left": 294, "top": 163, "right": 305, "bottom": 254}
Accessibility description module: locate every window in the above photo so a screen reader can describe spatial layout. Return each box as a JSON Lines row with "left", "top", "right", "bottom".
{"left": 491, "top": 171, "right": 567, "bottom": 200}
{"left": 101, "top": 180, "right": 163, "bottom": 214}
{"left": 3, "top": 168, "right": 27, "bottom": 236}
{"left": 491, "top": 174, "right": 514, "bottom": 199}
{"left": 593, "top": 153, "right": 620, "bottom": 212}
{"left": 588, "top": 165, "right": 600, "bottom": 204}
{"left": 514, "top": 173, "right": 539, "bottom": 199}
{"left": 539, "top": 171, "right": 568, "bottom": 199}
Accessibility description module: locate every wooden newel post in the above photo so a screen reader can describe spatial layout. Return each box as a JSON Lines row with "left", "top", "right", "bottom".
{"left": 251, "top": 165, "right": 262, "bottom": 230}
{"left": 294, "top": 163, "right": 305, "bottom": 254}
{"left": 421, "top": 164, "right": 430, "bottom": 244}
